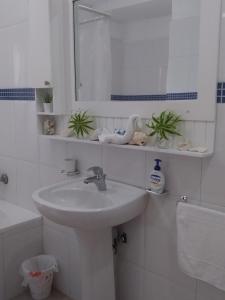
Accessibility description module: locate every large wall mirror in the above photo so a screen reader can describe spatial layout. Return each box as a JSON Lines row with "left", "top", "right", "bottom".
{"left": 70, "top": 0, "right": 221, "bottom": 121}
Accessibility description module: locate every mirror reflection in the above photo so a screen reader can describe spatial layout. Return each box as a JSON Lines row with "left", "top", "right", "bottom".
{"left": 74, "top": 0, "right": 200, "bottom": 101}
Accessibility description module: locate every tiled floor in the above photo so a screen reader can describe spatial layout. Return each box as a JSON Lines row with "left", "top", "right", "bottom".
{"left": 13, "top": 290, "right": 72, "bottom": 300}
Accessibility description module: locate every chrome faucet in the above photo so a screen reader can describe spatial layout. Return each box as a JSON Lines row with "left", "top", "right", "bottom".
{"left": 84, "top": 166, "right": 107, "bottom": 191}
{"left": 61, "top": 159, "right": 80, "bottom": 177}
{"left": 0, "top": 174, "right": 8, "bottom": 184}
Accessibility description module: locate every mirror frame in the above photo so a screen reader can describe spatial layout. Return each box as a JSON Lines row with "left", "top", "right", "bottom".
{"left": 69, "top": 0, "right": 221, "bottom": 121}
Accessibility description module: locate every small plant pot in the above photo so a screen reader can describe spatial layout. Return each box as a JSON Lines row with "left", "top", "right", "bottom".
{"left": 43, "top": 103, "right": 53, "bottom": 113}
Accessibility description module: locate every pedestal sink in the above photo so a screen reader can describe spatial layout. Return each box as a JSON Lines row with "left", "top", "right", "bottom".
{"left": 32, "top": 178, "right": 147, "bottom": 300}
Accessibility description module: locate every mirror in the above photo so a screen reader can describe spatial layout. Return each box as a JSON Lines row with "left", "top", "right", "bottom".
{"left": 74, "top": 0, "right": 200, "bottom": 102}
{"left": 70, "top": 0, "right": 220, "bottom": 121}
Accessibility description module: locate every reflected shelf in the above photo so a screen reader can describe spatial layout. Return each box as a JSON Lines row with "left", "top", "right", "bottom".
{"left": 37, "top": 112, "right": 62, "bottom": 116}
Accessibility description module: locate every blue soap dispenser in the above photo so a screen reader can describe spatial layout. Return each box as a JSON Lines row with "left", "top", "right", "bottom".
{"left": 149, "top": 159, "right": 165, "bottom": 194}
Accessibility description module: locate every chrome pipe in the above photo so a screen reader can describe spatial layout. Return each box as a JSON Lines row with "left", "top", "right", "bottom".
{"left": 78, "top": 4, "right": 111, "bottom": 17}
{"left": 80, "top": 16, "right": 105, "bottom": 25}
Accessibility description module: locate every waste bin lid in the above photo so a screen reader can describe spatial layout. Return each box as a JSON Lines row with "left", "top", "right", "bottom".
{"left": 21, "top": 255, "right": 58, "bottom": 274}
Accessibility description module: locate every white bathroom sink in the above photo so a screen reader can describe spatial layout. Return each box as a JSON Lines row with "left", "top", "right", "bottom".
{"left": 32, "top": 178, "right": 147, "bottom": 230}
{"left": 33, "top": 177, "right": 147, "bottom": 300}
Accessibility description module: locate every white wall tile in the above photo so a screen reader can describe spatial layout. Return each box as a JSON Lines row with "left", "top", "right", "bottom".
{"left": 143, "top": 270, "right": 196, "bottom": 300}
{"left": 144, "top": 194, "right": 176, "bottom": 231}
{"left": 172, "top": 0, "right": 200, "bottom": 19}
{"left": 201, "top": 155, "right": 225, "bottom": 207}
{"left": 14, "top": 102, "right": 38, "bottom": 162}
{"left": 144, "top": 225, "right": 196, "bottom": 291}
{"left": 0, "top": 102, "right": 15, "bottom": 157}
{"left": 66, "top": 142, "right": 102, "bottom": 174}
{"left": 0, "top": 22, "right": 29, "bottom": 87}
{"left": 111, "top": 38, "right": 124, "bottom": 94}
{"left": 0, "top": 156, "right": 18, "bottom": 204}
{"left": 218, "top": 0, "right": 225, "bottom": 81}
{"left": 0, "top": 237, "right": 5, "bottom": 300}
{"left": 0, "top": 0, "right": 28, "bottom": 28}
{"left": 167, "top": 57, "right": 189, "bottom": 92}
{"left": 169, "top": 18, "right": 199, "bottom": 58}
{"left": 102, "top": 147, "right": 146, "bottom": 187}
{"left": 166, "top": 156, "right": 201, "bottom": 201}
{"left": 196, "top": 281, "right": 225, "bottom": 300}
{"left": 201, "top": 106, "right": 225, "bottom": 207}
{"left": 117, "top": 260, "right": 143, "bottom": 300}
{"left": 16, "top": 160, "right": 40, "bottom": 213}
{"left": 39, "top": 165, "right": 66, "bottom": 187}
{"left": 39, "top": 138, "right": 67, "bottom": 169}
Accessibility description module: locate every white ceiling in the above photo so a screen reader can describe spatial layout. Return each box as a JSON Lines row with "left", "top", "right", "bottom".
{"left": 111, "top": 0, "right": 172, "bottom": 22}
{"left": 79, "top": 0, "right": 172, "bottom": 23}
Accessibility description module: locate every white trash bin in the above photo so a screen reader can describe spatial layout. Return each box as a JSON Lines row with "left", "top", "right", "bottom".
{"left": 21, "top": 255, "right": 58, "bottom": 300}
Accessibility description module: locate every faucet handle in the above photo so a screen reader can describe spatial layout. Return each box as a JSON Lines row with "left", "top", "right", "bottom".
{"left": 0, "top": 174, "right": 8, "bottom": 184}
{"left": 87, "top": 166, "right": 104, "bottom": 176}
{"left": 64, "top": 158, "right": 76, "bottom": 163}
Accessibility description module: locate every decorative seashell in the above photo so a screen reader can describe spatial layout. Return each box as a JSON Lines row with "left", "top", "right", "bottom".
{"left": 43, "top": 119, "right": 55, "bottom": 136}
{"left": 129, "top": 132, "right": 148, "bottom": 146}
{"left": 60, "top": 128, "right": 73, "bottom": 137}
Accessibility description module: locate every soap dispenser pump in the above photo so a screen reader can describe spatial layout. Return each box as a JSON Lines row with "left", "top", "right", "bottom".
{"left": 149, "top": 159, "right": 165, "bottom": 194}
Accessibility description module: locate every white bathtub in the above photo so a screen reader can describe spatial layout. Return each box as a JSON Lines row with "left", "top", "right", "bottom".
{"left": 0, "top": 201, "right": 42, "bottom": 300}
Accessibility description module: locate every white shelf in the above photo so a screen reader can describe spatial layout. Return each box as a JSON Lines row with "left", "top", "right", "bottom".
{"left": 145, "top": 188, "right": 169, "bottom": 196}
{"left": 39, "top": 135, "right": 213, "bottom": 158}
{"left": 37, "top": 112, "right": 62, "bottom": 116}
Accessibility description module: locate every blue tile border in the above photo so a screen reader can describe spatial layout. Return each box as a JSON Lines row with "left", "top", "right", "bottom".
{"left": 0, "top": 83, "right": 224, "bottom": 103}
{"left": 0, "top": 88, "right": 35, "bottom": 101}
{"left": 217, "top": 82, "right": 225, "bottom": 103}
{"left": 111, "top": 94, "right": 167, "bottom": 101}
{"left": 111, "top": 92, "right": 198, "bottom": 101}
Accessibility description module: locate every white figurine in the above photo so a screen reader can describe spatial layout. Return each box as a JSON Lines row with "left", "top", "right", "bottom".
{"left": 98, "top": 115, "right": 142, "bottom": 145}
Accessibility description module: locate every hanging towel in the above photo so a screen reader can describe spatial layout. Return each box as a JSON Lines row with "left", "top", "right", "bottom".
{"left": 177, "top": 202, "right": 225, "bottom": 291}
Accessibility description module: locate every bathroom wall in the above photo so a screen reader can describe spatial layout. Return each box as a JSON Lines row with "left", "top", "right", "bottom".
{"left": 0, "top": 0, "right": 29, "bottom": 87}
{"left": 1, "top": 1, "right": 225, "bottom": 300}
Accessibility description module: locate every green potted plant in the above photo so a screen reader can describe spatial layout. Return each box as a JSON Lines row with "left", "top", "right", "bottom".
{"left": 146, "top": 111, "right": 182, "bottom": 148}
{"left": 42, "top": 93, "right": 53, "bottom": 113}
{"left": 68, "top": 111, "right": 95, "bottom": 138}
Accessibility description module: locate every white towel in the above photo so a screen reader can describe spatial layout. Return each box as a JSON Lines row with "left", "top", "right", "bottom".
{"left": 177, "top": 202, "right": 225, "bottom": 291}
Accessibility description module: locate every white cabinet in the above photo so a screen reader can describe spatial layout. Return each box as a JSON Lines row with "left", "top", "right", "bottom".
{"left": 48, "top": 0, "right": 74, "bottom": 114}
{"left": 29, "top": 0, "right": 74, "bottom": 114}
{"left": 28, "top": 0, "right": 74, "bottom": 114}
{"left": 28, "top": 0, "right": 52, "bottom": 88}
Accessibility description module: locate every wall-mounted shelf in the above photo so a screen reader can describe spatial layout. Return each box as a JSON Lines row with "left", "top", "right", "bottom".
{"left": 39, "top": 134, "right": 213, "bottom": 158}
{"left": 145, "top": 188, "right": 169, "bottom": 197}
